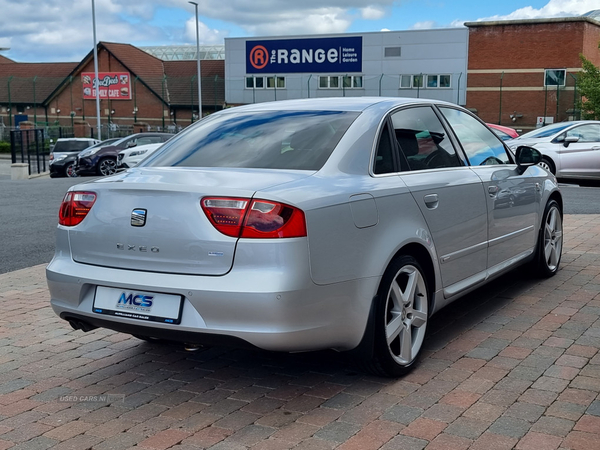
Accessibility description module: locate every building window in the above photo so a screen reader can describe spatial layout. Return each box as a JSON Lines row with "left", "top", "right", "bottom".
{"left": 245, "top": 76, "right": 265, "bottom": 89}
{"left": 319, "top": 75, "right": 363, "bottom": 89}
{"left": 400, "top": 75, "right": 412, "bottom": 88}
{"left": 246, "top": 76, "right": 285, "bottom": 89}
{"left": 266, "top": 76, "right": 285, "bottom": 89}
{"left": 400, "top": 74, "right": 450, "bottom": 89}
{"left": 545, "top": 69, "right": 566, "bottom": 87}
{"left": 413, "top": 75, "right": 424, "bottom": 88}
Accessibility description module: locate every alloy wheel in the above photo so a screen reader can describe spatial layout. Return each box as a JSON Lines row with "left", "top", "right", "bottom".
{"left": 384, "top": 264, "right": 428, "bottom": 365}
{"left": 99, "top": 159, "right": 117, "bottom": 176}
{"left": 65, "top": 163, "right": 78, "bottom": 178}
{"left": 543, "top": 205, "right": 563, "bottom": 271}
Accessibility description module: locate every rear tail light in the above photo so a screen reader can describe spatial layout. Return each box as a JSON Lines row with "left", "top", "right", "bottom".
{"left": 201, "top": 197, "right": 306, "bottom": 239}
{"left": 59, "top": 191, "right": 97, "bottom": 226}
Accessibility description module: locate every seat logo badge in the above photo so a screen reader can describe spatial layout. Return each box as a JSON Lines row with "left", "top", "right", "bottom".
{"left": 131, "top": 209, "right": 147, "bottom": 227}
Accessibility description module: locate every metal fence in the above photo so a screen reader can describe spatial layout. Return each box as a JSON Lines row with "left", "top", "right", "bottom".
{"left": 10, "top": 129, "right": 49, "bottom": 175}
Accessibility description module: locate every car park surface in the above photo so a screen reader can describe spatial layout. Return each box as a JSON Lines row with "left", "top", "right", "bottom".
{"left": 1, "top": 214, "right": 600, "bottom": 449}
{"left": 48, "top": 97, "right": 563, "bottom": 377}
{"left": 508, "top": 121, "right": 600, "bottom": 180}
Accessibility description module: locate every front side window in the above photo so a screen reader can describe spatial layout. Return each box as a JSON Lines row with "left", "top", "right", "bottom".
{"left": 565, "top": 124, "right": 600, "bottom": 143}
{"left": 391, "top": 106, "right": 461, "bottom": 171}
{"left": 143, "top": 110, "right": 359, "bottom": 171}
{"left": 440, "top": 107, "right": 510, "bottom": 166}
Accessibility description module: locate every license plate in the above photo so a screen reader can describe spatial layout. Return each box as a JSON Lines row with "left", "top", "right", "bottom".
{"left": 92, "top": 286, "right": 183, "bottom": 324}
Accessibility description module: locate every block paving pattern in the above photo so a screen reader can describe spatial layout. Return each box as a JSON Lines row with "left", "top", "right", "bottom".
{"left": 0, "top": 214, "right": 599, "bottom": 449}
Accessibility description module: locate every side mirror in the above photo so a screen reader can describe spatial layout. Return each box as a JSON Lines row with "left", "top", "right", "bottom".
{"left": 126, "top": 141, "right": 137, "bottom": 148}
{"left": 515, "top": 146, "right": 541, "bottom": 173}
{"left": 563, "top": 135, "right": 579, "bottom": 147}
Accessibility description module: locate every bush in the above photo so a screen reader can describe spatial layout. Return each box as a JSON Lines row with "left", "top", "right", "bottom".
{"left": 0, "top": 141, "right": 10, "bottom": 154}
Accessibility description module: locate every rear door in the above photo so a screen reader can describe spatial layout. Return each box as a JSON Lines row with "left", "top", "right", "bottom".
{"left": 391, "top": 106, "right": 489, "bottom": 291}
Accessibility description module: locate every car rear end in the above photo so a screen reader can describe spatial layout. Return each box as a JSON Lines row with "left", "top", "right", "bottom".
{"left": 47, "top": 105, "right": 374, "bottom": 352}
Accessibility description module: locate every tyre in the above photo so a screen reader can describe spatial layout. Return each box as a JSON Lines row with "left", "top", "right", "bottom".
{"left": 533, "top": 199, "right": 563, "bottom": 277}
{"left": 538, "top": 157, "right": 555, "bottom": 175}
{"left": 363, "top": 255, "right": 430, "bottom": 377}
{"left": 97, "top": 158, "right": 117, "bottom": 176}
{"left": 65, "top": 162, "right": 78, "bottom": 178}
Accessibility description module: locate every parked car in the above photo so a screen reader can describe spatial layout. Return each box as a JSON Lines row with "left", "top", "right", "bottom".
{"left": 117, "top": 142, "right": 164, "bottom": 168}
{"left": 49, "top": 138, "right": 102, "bottom": 178}
{"left": 47, "top": 97, "right": 562, "bottom": 377}
{"left": 76, "top": 133, "right": 174, "bottom": 176}
{"left": 508, "top": 120, "right": 600, "bottom": 179}
{"left": 487, "top": 123, "right": 520, "bottom": 141}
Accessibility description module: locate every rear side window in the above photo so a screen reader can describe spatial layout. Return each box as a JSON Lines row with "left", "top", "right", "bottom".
{"left": 53, "top": 141, "right": 93, "bottom": 152}
{"left": 144, "top": 111, "right": 359, "bottom": 170}
{"left": 390, "top": 106, "right": 461, "bottom": 171}
{"left": 440, "top": 107, "right": 510, "bottom": 166}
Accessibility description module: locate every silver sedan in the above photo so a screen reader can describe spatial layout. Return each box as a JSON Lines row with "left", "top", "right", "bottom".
{"left": 47, "top": 97, "right": 563, "bottom": 377}
{"left": 508, "top": 120, "right": 600, "bottom": 180}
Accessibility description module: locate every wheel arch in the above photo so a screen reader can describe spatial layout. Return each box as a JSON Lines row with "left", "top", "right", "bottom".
{"left": 348, "top": 240, "right": 437, "bottom": 362}
{"left": 540, "top": 155, "right": 557, "bottom": 174}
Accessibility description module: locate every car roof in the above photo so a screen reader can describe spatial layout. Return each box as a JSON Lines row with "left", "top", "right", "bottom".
{"left": 55, "top": 138, "right": 97, "bottom": 142}
{"left": 225, "top": 97, "right": 455, "bottom": 113}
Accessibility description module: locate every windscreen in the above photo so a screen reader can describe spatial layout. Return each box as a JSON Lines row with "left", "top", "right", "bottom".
{"left": 52, "top": 141, "right": 93, "bottom": 152}
{"left": 142, "top": 110, "right": 359, "bottom": 171}
{"left": 519, "top": 123, "right": 572, "bottom": 139}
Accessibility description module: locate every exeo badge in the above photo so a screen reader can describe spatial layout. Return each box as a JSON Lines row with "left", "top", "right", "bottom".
{"left": 131, "top": 208, "right": 147, "bottom": 227}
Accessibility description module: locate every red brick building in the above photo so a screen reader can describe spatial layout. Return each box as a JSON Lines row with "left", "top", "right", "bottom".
{"left": 0, "top": 42, "right": 225, "bottom": 135}
{"left": 465, "top": 17, "right": 600, "bottom": 130}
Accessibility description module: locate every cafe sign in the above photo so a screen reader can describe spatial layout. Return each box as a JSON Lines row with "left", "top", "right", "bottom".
{"left": 82, "top": 72, "right": 132, "bottom": 100}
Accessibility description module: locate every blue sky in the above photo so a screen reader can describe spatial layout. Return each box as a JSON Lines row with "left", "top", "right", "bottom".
{"left": 0, "top": 0, "right": 597, "bottom": 62}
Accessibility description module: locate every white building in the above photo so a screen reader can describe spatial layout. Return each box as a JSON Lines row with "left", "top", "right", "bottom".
{"left": 225, "top": 28, "right": 469, "bottom": 106}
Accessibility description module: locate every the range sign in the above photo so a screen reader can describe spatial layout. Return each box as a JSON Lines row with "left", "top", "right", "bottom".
{"left": 82, "top": 72, "right": 132, "bottom": 100}
{"left": 246, "top": 37, "right": 362, "bottom": 74}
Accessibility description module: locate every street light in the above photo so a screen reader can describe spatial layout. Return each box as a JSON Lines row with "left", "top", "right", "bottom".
{"left": 189, "top": 2, "right": 202, "bottom": 119}
{"left": 91, "top": 0, "right": 102, "bottom": 140}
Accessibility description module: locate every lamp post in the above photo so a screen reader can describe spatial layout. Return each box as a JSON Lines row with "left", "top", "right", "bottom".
{"left": 91, "top": 0, "right": 102, "bottom": 140}
{"left": 189, "top": 2, "right": 202, "bottom": 119}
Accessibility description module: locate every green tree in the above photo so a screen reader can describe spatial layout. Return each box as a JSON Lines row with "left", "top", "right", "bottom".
{"left": 577, "top": 51, "right": 600, "bottom": 120}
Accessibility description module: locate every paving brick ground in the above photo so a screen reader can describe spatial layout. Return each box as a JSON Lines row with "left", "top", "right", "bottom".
{"left": 0, "top": 214, "right": 599, "bottom": 449}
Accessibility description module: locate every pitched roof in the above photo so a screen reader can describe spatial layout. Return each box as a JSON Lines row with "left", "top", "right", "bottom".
{"left": 100, "top": 42, "right": 166, "bottom": 101}
{"left": 163, "top": 60, "right": 224, "bottom": 107}
{"left": 0, "top": 62, "right": 78, "bottom": 104}
{"left": 0, "top": 55, "right": 15, "bottom": 64}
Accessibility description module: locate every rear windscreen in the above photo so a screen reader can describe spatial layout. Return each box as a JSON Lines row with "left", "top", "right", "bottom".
{"left": 142, "top": 110, "right": 359, "bottom": 171}
{"left": 52, "top": 141, "right": 92, "bottom": 152}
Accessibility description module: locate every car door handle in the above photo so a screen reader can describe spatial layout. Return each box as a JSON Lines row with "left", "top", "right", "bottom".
{"left": 423, "top": 194, "right": 439, "bottom": 209}
{"left": 488, "top": 186, "right": 500, "bottom": 197}
{"left": 592, "top": 146, "right": 600, "bottom": 151}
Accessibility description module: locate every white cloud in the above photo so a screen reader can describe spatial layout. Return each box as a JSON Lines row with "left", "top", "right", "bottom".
{"left": 360, "top": 6, "right": 387, "bottom": 20}
{"left": 185, "top": 18, "right": 229, "bottom": 45}
{"left": 0, "top": 0, "right": 397, "bottom": 61}
{"left": 476, "top": 0, "right": 599, "bottom": 22}
{"left": 411, "top": 20, "right": 438, "bottom": 29}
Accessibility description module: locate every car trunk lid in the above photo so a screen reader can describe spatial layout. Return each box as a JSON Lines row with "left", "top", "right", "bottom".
{"left": 69, "top": 167, "right": 313, "bottom": 275}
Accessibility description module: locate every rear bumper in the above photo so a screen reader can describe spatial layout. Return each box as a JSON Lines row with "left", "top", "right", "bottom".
{"left": 47, "top": 238, "right": 379, "bottom": 353}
